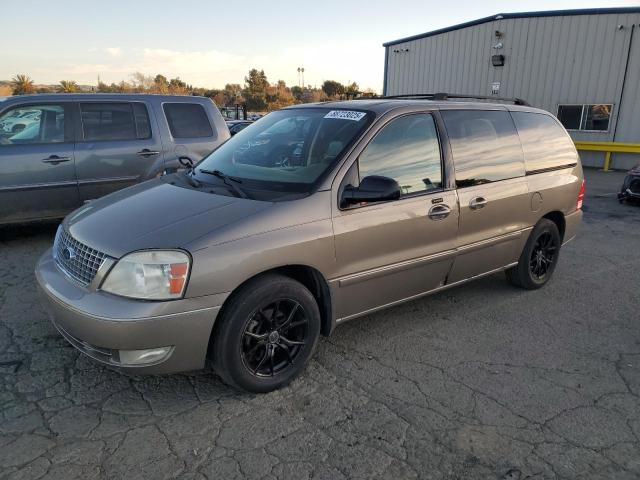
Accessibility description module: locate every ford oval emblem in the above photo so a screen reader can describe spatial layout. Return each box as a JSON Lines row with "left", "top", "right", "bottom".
{"left": 62, "top": 247, "right": 76, "bottom": 261}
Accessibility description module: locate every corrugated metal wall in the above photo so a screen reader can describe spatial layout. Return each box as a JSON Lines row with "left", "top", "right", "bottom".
{"left": 384, "top": 12, "right": 640, "bottom": 169}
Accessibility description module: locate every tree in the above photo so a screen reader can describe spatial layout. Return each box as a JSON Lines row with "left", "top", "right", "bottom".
{"left": 58, "top": 80, "right": 78, "bottom": 93}
{"left": 301, "top": 88, "right": 324, "bottom": 104}
{"left": 267, "top": 80, "right": 295, "bottom": 110}
{"left": 115, "top": 81, "right": 132, "bottom": 93}
{"left": 153, "top": 74, "right": 169, "bottom": 93}
{"left": 223, "top": 83, "right": 243, "bottom": 106}
{"left": 131, "top": 72, "right": 154, "bottom": 92}
{"left": 291, "top": 85, "right": 303, "bottom": 102}
{"left": 361, "top": 87, "right": 378, "bottom": 98}
{"left": 168, "top": 77, "right": 190, "bottom": 95}
{"left": 344, "top": 82, "right": 360, "bottom": 99}
{"left": 243, "top": 69, "right": 269, "bottom": 111}
{"left": 321, "top": 80, "right": 344, "bottom": 98}
{"left": 11, "top": 74, "right": 35, "bottom": 95}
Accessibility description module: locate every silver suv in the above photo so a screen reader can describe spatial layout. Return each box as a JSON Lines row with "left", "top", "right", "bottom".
{"left": 0, "top": 94, "right": 229, "bottom": 225}
{"left": 36, "top": 96, "right": 584, "bottom": 392}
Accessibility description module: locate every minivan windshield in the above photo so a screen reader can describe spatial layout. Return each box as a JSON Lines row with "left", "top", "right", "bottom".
{"left": 193, "top": 108, "right": 373, "bottom": 198}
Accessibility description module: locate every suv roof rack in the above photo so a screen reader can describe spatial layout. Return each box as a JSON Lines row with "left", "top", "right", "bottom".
{"left": 378, "top": 93, "right": 530, "bottom": 106}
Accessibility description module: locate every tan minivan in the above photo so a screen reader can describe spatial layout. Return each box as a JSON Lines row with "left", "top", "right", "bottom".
{"left": 36, "top": 95, "right": 584, "bottom": 392}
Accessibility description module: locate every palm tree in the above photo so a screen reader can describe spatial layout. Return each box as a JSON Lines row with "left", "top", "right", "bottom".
{"left": 11, "top": 74, "right": 35, "bottom": 95}
{"left": 58, "top": 80, "right": 78, "bottom": 93}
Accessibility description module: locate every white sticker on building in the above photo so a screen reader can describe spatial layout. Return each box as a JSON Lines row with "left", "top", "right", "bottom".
{"left": 491, "top": 82, "right": 500, "bottom": 95}
{"left": 324, "top": 110, "right": 367, "bottom": 121}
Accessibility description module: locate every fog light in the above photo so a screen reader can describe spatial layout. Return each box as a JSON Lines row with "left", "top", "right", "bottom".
{"left": 118, "top": 347, "right": 173, "bottom": 366}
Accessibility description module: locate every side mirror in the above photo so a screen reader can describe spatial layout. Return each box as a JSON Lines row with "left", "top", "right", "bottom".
{"left": 341, "top": 175, "right": 401, "bottom": 207}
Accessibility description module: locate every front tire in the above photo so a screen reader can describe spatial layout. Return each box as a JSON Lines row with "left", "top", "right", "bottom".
{"left": 506, "top": 219, "right": 561, "bottom": 290}
{"left": 211, "top": 274, "right": 321, "bottom": 393}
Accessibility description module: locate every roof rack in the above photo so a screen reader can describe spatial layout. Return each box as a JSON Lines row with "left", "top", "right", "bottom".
{"left": 378, "top": 93, "right": 530, "bottom": 106}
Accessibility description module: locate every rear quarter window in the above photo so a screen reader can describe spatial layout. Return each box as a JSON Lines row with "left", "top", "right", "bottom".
{"left": 163, "top": 103, "right": 214, "bottom": 139}
{"left": 441, "top": 110, "right": 525, "bottom": 188}
{"left": 511, "top": 111, "right": 578, "bottom": 173}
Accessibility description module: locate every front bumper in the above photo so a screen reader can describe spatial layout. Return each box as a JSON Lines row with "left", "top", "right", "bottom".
{"left": 35, "top": 248, "right": 227, "bottom": 374}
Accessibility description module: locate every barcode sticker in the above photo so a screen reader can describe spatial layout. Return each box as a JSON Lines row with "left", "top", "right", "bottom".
{"left": 324, "top": 110, "right": 367, "bottom": 121}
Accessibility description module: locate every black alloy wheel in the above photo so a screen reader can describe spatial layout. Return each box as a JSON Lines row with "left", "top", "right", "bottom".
{"left": 529, "top": 231, "right": 557, "bottom": 281}
{"left": 211, "top": 274, "right": 321, "bottom": 393}
{"left": 506, "top": 218, "right": 562, "bottom": 290}
{"left": 241, "top": 299, "right": 308, "bottom": 377}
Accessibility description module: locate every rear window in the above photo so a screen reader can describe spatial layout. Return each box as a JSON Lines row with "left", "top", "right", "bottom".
{"left": 80, "top": 102, "right": 151, "bottom": 141}
{"left": 163, "top": 103, "right": 213, "bottom": 138}
{"left": 511, "top": 112, "right": 578, "bottom": 173}
{"left": 441, "top": 110, "right": 525, "bottom": 188}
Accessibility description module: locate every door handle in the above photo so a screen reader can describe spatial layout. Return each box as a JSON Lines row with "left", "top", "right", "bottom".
{"left": 428, "top": 204, "right": 451, "bottom": 220}
{"left": 469, "top": 196, "right": 487, "bottom": 210}
{"left": 41, "top": 155, "right": 71, "bottom": 165}
{"left": 136, "top": 149, "right": 160, "bottom": 157}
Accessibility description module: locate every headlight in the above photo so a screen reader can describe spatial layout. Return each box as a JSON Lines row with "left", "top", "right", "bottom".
{"left": 101, "top": 250, "right": 190, "bottom": 300}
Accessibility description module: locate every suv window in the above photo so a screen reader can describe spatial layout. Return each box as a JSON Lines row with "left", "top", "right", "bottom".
{"left": 358, "top": 114, "right": 442, "bottom": 196}
{"left": 511, "top": 112, "right": 578, "bottom": 173}
{"left": 163, "top": 103, "right": 213, "bottom": 138}
{"left": 0, "top": 104, "right": 66, "bottom": 145}
{"left": 80, "top": 102, "right": 151, "bottom": 141}
{"left": 441, "top": 110, "right": 525, "bottom": 188}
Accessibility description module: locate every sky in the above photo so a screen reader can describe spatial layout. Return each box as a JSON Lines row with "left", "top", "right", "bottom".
{"left": 1, "top": 0, "right": 635, "bottom": 92}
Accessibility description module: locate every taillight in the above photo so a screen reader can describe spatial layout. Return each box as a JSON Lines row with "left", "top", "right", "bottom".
{"left": 577, "top": 179, "right": 585, "bottom": 210}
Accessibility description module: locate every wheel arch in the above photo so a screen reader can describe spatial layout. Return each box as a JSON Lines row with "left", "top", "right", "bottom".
{"left": 541, "top": 210, "right": 566, "bottom": 241}
{"left": 209, "top": 264, "right": 334, "bottom": 360}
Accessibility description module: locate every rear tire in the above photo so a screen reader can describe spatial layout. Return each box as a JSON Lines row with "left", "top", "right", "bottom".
{"left": 211, "top": 274, "right": 321, "bottom": 393}
{"left": 506, "top": 219, "right": 561, "bottom": 290}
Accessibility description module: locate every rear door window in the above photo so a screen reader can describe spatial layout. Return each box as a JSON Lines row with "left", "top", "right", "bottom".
{"left": 80, "top": 102, "right": 151, "bottom": 141}
{"left": 441, "top": 109, "right": 525, "bottom": 188}
{"left": 163, "top": 103, "right": 214, "bottom": 138}
{"left": 358, "top": 113, "right": 442, "bottom": 196}
{"left": 511, "top": 111, "right": 578, "bottom": 173}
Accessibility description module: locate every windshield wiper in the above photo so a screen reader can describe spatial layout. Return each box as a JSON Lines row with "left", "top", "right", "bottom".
{"left": 198, "top": 169, "right": 248, "bottom": 199}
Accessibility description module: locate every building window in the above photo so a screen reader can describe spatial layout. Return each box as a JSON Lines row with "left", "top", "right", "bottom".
{"left": 557, "top": 104, "right": 612, "bottom": 132}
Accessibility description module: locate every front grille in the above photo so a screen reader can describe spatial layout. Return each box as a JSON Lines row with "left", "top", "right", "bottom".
{"left": 54, "top": 227, "right": 107, "bottom": 286}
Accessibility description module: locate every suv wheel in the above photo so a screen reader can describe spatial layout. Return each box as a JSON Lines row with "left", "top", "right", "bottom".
{"left": 211, "top": 274, "right": 321, "bottom": 393}
{"left": 506, "top": 219, "right": 561, "bottom": 290}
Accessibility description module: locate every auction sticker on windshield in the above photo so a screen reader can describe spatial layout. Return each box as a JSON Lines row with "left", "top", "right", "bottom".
{"left": 324, "top": 110, "right": 367, "bottom": 121}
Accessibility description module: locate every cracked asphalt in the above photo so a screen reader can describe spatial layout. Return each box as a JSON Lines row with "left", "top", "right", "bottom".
{"left": 1, "top": 168, "right": 639, "bottom": 480}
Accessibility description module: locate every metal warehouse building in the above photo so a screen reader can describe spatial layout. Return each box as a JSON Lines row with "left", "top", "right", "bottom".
{"left": 382, "top": 7, "right": 640, "bottom": 170}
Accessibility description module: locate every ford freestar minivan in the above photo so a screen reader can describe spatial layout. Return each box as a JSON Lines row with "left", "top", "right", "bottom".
{"left": 36, "top": 95, "right": 584, "bottom": 392}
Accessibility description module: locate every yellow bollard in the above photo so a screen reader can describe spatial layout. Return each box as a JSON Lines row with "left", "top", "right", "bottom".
{"left": 603, "top": 151, "right": 612, "bottom": 171}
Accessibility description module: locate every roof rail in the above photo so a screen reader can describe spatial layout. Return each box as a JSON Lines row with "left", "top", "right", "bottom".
{"left": 380, "top": 93, "right": 530, "bottom": 106}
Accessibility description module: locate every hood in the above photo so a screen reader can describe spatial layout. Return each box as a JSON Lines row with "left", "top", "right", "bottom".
{"left": 65, "top": 178, "right": 272, "bottom": 258}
